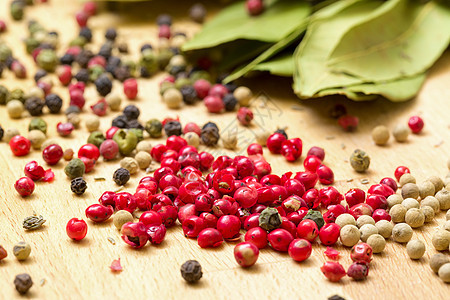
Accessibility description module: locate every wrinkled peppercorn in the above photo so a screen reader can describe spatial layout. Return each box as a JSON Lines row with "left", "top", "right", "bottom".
{"left": 105, "top": 28, "right": 117, "bottom": 41}
{"left": 259, "top": 207, "right": 282, "bottom": 231}
{"left": 303, "top": 209, "right": 325, "bottom": 229}
{"left": 87, "top": 131, "right": 106, "bottom": 148}
{"left": 202, "top": 122, "right": 219, "bottom": 131}
{"left": 127, "top": 120, "right": 144, "bottom": 130}
{"left": 24, "top": 97, "right": 45, "bottom": 116}
{"left": 180, "top": 85, "right": 197, "bottom": 105}
{"left": 145, "top": 119, "right": 163, "bottom": 138}
{"left": 71, "top": 177, "right": 87, "bottom": 195}
{"left": 164, "top": 120, "right": 182, "bottom": 136}
{"left": 28, "top": 117, "right": 47, "bottom": 134}
{"left": 60, "top": 54, "right": 75, "bottom": 65}
{"left": 201, "top": 126, "right": 220, "bottom": 147}
{"left": 75, "top": 69, "right": 90, "bottom": 83}
{"left": 98, "top": 43, "right": 113, "bottom": 60}
{"left": 123, "top": 105, "right": 140, "bottom": 120}
{"left": 14, "top": 273, "right": 33, "bottom": 294}
{"left": 180, "top": 260, "right": 202, "bottom": 283}
{"left": 350, "top": 149, "right": 370, "bottom": 173}
{"left": 112, "top": 115, "right": 128, "bottom": 128}
{"left": 95, "top": 75, "right": 112, "bottom": 96}
{"left": 113, "top": 167, "right": 130, "bottom": 186}
{"left": 79, "top": 27, "right": 92, "bottom": 43}
{"left": 65, "top": 158, "right": 86, "bottom": 179}
{"left": 223, "top": 94, "right": 238, "bottom": 111}
{"left": 45, "top": 94, "right": 63, "bottom": 114}
{"left": 76, "top": 49, "right": 94, "bottom": 68}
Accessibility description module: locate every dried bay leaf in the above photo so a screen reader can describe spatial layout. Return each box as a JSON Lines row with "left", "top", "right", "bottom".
{"left": 327, "top": 0, "right": 450, "bottom": 82}
{"left": 182, "top": 0, "right": 311, "bottom": 52}
{"left": 250, "top": 53, "right": 294, "bottom": 76}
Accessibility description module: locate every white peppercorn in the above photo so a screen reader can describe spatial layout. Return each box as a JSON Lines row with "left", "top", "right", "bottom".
{"left": 356, "top": 215, "right": 375, "bottom": 228}
{"left": 184, "top": 132, "right": 200, "bottom": 148}
{"left": 392, "top": 223, "right": 413, "bottom": 243}
{"left": 28, "top": 130, "right": 46, "bottom": 150}
{"left": 359, "top": 224, "right": 378, "bottom": 242}
{"left": 432, "top": 229, "right": 450, "bottom": 251}
{"left": 405, "top": 208, "right": 425, "bottom": 228}
{"left": 446, "top": 209, "right": 450, "bottom": 221}
{"left": 430, "top": 253, "right": 449, "bottom": 273}
{"left": 105, "top": 93, "right": 122, "bottom": 111}
{"left": 399, "top": 173, "right": 416, "bottom": 186}
{"left": 371, "top": 125, "right": 390, "bottom": 145}
{"left": 163, "top": 88, "right": 183, "bottom": 109}
{"left": 418, "top": 181, "right": 435, "bottom": 199}
{"left": 427, "top": 175, "right": 444, "bottom": 192}
{"left": 436, "top": 190, "right": 450, "bottom": 210}
{"left": 406, "top": 240, "right": 425, "bottom": 259}
{"left": 13, "top": 241, "right": 31, "bottom": 261}
{"left": 135, "top": 151, "right": 152, "bottom": 169}
{"left": 136, "top": 140, "right": 152, "bottom": 154}
{"left": 113, "top": 210, "right": 134, "bottom": 230}
{"left": 443, "top": 220, "right": 450, "bottom": 232}
{"left": 367, "top": 234, "right": 386, "bottom": 253}
{"left": 438, "top": 263, "right": 450, "bottom": 283}
{"left": 392, "top": 124, "right": 409, "bottom": 142}
{"left": 4, "top": 128, "right": 20, "bottom": 142}
{"left": 375, "top": 220, "right": 393, "bottom": 238}
{"left": 420, "top": 206, "right": 435, "bottom": 223}
{"left": 221, "top": 132, "right": 237, "bottom": 150}
{"left": 120, "top": 157, "right": 139, "bottom": 175}
{"left": 401, "top": 183, "right": 420, "bottom": 199}
{"left": 421, "top": 196, "right": 440, "bottom": 213}
{"left": 85, "top": 115, "right": 100, "bottom": 132}
{"left": 390, "top": 204, "right": 407, "bottom": 223}
{"left": 335, "top": 213, "right": 356, "bottom": 228}
{"left": 25, "top": 86, "right": 44, "bottom": 99}
{"left": 402, "top": 198, "right": 420, "bottom": 210}
{"left": 233, "top": 86, "right": 252, "bottom": 107}
{"left": 7, "top": 100, "right": 24, "bottom": 119}
{"left": 255, "top": 129, "right": 271, "bottom": 146}
{"left": 387, "top": 194, "right": 403, "bottom": 208}
{"left": 340, "top": 225, "right": 360, "bottom": 247}
{"left": 67, "top": 113, "right": 81, "bottom": 128}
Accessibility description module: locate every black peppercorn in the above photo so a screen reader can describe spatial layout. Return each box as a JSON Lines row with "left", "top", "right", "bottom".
{"left": 113, "top": 66, "right": 131, "bottom": 82}
{"left": 117, "top": 43, "right": 128, "bottom": 54}
{"left": 75, "top": 69, "right": 90, "bottom": 83}
{"left": 71, "top": 177, "right": 87, "bottom": 195}
{"left": 180, "top": 260, "right": 202, "bottom": 283}
{"left": 65, "top": 105, "right": 81, "bottom": 115}
{"left": 34, "top": 69, "right": 47, "bottom": 82}
{"left": 157, "top": 14, "right": 172, "bottom": 26}
{"left": 106, "top": 56, "right": 121, "bottom": 73}
{"left": 275, "top": 129, "right": 288, "bottom": 139}
{"left": 201, "top": 126, "right": 220, "bottom": 147}
{"left": 202, "top": 122, "right": 219, "bottom": 131}
{"left": 123, "top": 105, "right": 140, "bottom": 120}
{"left": 98, "top": 42, "right": 113, "bottom": 60}
{"left": 14, "top": 273, "right": 33, "bottom": 294}
{"left": 112, "top": 115, "right": 129, "bottom": 129}
{"left": 105, "top": 28, "right": 117, "bottom": 41}
{"left": 328, "top": 295, "right": 346, "bottom": 300}
{"left": 79, "top": 27, "right": 93, "bottom": 43}
{"left": 140, "top": 43, "right": 153, "bottom": 53}
{"left": 113, "top": 167, "right": 130, "bottom": 186}
{"left": 0, "top": 125, "right": 4, "bottom": 141}
{"left": 25, "top": 97, "right": 45, "bottom": 116}
{"left": 60, "top": 53, "right": 75, "bottom": 66}
{"left": 180, "top": 85, "right": 197, "bottom": 105}
{"left": 45, "top": 93, "right": 63, "bottom": 114}
{"left": 76, "top": 49, "right": 94, "bottom": 68}
{"left": 223, "top": 94, "right": 238, "bottom": 111}
{"left": 126, "top": 120, "right": 144, "bottom": 130}
{"left": 145, "top": 119, "right": 163, "bottom": 138}
{"left": 164, "top": 120, "right": 182, "bottom": 137}
{"left": 95, "top": 75, "right": 112, "bottom": 97}
{"left": 224, "top": 83, "right": 238, "bottom": 93}
{"left": 329, "top": 104, "right": 347, "bottom": 119}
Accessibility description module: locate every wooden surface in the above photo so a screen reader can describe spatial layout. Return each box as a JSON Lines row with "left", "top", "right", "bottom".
{"left": 0, "top": 1, "right": 449, "bottom": 299}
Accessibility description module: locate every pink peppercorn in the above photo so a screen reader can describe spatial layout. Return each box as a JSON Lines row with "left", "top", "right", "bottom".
{"left": 244, "top": 227, "right": 268, "bottom": 249}
{"left": 323, "top": 204, "right": 347, "bottom": 223}
{"left": 11, "top": 61, "right": 26, "bottom": 79}
{"left": 57, "top": 65, "right": 72, "bottom": 86}
{"left": 0, "top": 20, "right": 6, "bottom": 33}
{"left": 99, "top": 139, "right": 119, "bottom": 160}
{"left": 296, "top": 219, "right": 319, "bottom": 242}
{"left": 394, "top": 166, "right": 410, "bottom": 181}
{"left": 351, "top": 243, "right": 373, "bottom": 263}
{"left": 209, "top": 84, "right": 228, "bottom": 99}
{"left": 121, "top": 222, "right": 148, "bottom": 249}
{"left": 78, "top": 144, "right": 100, "bottom": 161}
{"left": 105, "top": 126, "right": 119, "bottom": 139}
{"left": 139, "top": 211, "right": 163, "bottom": 227}
{"left": 319, "top": 187, "right": 343, "bottom": 207}
{"left": 183, "top": 122, "right": 201, "bottom": 136}
{"left": 349, "top": 203, "right": 373, "bottom": 219}
{"left": 85, "top": 204, "right": 114, "bottom": 223}
{"left": 243, "top": 213, "right": 260, "bottom": 231}
{"left": 408, "top": 116, "right": 424, "bottom": 134}
{"left": 345, "top": 188, "right": 366, "bottom": 207}
{"left": 268, "top": 228, "right": 294, "bottom": 252}
{"left": 10, "top": 136, "right": 31, "bottom": 157}
{"left": 83, "top": 1, "right": 97, "bottom": 16}
{"left": 123, "top": 78, "right": 138, "bottom": 100}
{"left": 237, "top": 107, "right": 254, "bottom": 126}
{"left": 288, "top": 239, "right": 312, "bottom": 262}
{"left": 182, "top": 216, "right": 206, "bottom": 238}
{"left": 321, "top": 261, "right": 346, "bottom": 282}
{"left": 324, "top": 247, "right": 340, "bottom": 260}
{"left": 157, "top": 205, "right": 178, "bottom": 227}
{"left": 193, "top": 79, "right": 211, "bottom": 99}
{"left": 294, "top": 172, "right": 318, "bottom": 191}
{"left": 368, "top": 184, "right": 394, "bottom": 198}
{"left": 234, "top": 242, "right": 259, "bottom": 267}
{"left": 14, "top": 177, "right": 35, "bottom": 197}
{"left": 24, "top": 161, "right": 45, "bottom": 181}
{"left": 247, "top": 143, "right": 263, "bottom": 156}
{"left": 204, "top": 95, "right": 224, "bottom": 113}
{"left": 75, "top": 11, "right": 89, "bottom": 27}
{"left": 317, "top": 164, "right": 334, "bottom": 185}
{"left": 80, "top": 157, "right": 95, "bottom": 173}
{"left": 379, "top": 177, "right": 398, "bottom": 191}
{"left": 267, "top": 132, "right": 287, "bottom": 154}
{"left": 42, "top": 144, "right": 64, "bottom": 165}
{"left": 372, "top": 209, "right": 391, "bottom": 222}
{"left": 66, "top": 218, "right": 88, "bottom": 241}
{"left": 246, "top": 0, "right": 264, "bottom": 16}
{"left": 99, "top": 191, "right": 116, "bottom": 207}
{"left": 69, "top": 89, "right": 86, "bottom": 109}
{"left": 338, "top": 115, "right": 359, "bottom": 131}
{"left": 114, "top": 192, "right": 137, "bottom": 213}
{"left": 158, "top": 24, "right": 171, "bottom": 39}
{"left": 319, "top": 223, "right": 341, "bottom": 246}
{"left": 347, "top": 261, "right": 370, "bottom": 281}
{"left": 217, "top": 215, "right": 241, "bottom": 239}
{"left": 303, "top": 155, "right": 322, "bottom": 172}
{"left": 307, "top": 146, "right": 325, "bottom": 161}
{"left": 281, "top": 138, "right": 303, "bottom": 162}
{"left": 303, "top": 188, "right": 320, "bottom": 209}
{"left": 57, "top": 122, "right": 74, "bottom": 137}
{"left": 198, "top": 228, "right": 223, "bottom": 248}
{"left": 90, "top": 98, "right": 108, "bottom": 116}
{"left": 147, "top": 225, "right": 166, "bottom": 244}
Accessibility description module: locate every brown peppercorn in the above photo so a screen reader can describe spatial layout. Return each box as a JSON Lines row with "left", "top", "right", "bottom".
{"left": 180, "top": 260, "right": 202, "bottom": 283}
{"left": 436, "top": 190, "right": 450, "bottom": 210}
{"left": 201, "top": 126, "right": 220, "bottom": 147}
{"left": 24, "top": 97, "right": 45, "bottom": 116}
{"left": 371, "top": 125, "right": 390, "bottom": 145}
{"left": 430, "top": 253, "right": 449, "bottom": 273}
{"left": 401, "top": 183, "right": 420, "bottom": 199}
{"left": 14, "top": 273, "right": 33, "bottom": 294}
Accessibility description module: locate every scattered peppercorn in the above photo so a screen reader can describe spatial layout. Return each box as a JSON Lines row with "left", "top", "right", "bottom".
{"left": 259, "top": 207, "right": 282, "bottom": 231}
{"left": 23, "top": 213, "right": 46, "bottom": 230}
{"left": 45, "top": 94, "right": 63, "bottom": 114}
{"left": 371, "top": 125, "right": 390, "bottom": 145}
{"left": 13, "top": 241, "right": 31, "bottom": 261}
{"left": 164, "top": 120, "right": 182, "bottom": 136}
{"left": 180, "top": 260, "right": 202, "bottom": 283}
{"left": 24, "top": 97, "right": 45, "bottom": 116}
{"left": 64, "top": 158, "right": 86, "bottom": 179}
{"left": 14, "top": 273, "right": 33, "bottom": 295}
{"left": 350, "top": 149, "right": 370, "bottom": 172}
{"left": 123, "top": 105, "right": 140, "bottom": 120}
{"left": 113, "top": 167, "right": 130, "bottom": 186}
{"left": 201, "top": 126, "right": 220, "bottom": 147}
{"left": 71, "top": 177, "right": 87, "bottom": 195}
{"left": 95, "top": 75, "right": 112, "bottom": 96}
{"left": 303, "top": 209, "right": 325, "bottom": 229}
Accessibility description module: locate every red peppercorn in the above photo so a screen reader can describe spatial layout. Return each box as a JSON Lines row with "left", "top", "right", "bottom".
{"left": 177, "top": 204, "right": 197, "bottom": 224}
{"left": 99, "top": 140, "right": 119, "bottom": 160}
{"left": 379, "top": 177, "right": 398, "bottom": 191}
{"left": 10, "top": 136, "right": 31, "bottom": 157}
{"left": 199, "top": 152, "right": 214, "bottom": 171}
{"left": 324, "top": 247, "right": 340, "bottom": 260}
{"left": 0, "top": 20, "right": 6, "bottom": 33}
{"left": 288, "top": 239, "right": 312, "bottom": 262}
{"left": 296, "top": 219, "right": 319, "bottom": 242}
{"left": 243, "top": 213, "right": 260, "bottom": 231}
{"left": 193, "top": 79, "right": 211, "bottom": 99}
{"left": 365, "top": 194, "right": 388, "bottom": 210}
{"left": 267, "top": 132, "right": 287, "bottom": 154}
{"left": 284, "top": 179, "right": 305, "bottom": 197}
{"left": 408, "top": 115, "right": 424, "bottom": 134}
{"left": 183, "top": 122, "right": 201, "bottom": 136}
{"left": 139, "top": 210, "right": 162, "bottom": 227}
{"left": 247, "top": 143, "right": 263, "bottom": 156}
{"left": 317, "top": 165, "right": 334, "bottom": 185}
{"left": 161, "top": 149, "right": 179, "bottom": 161}
{"left": 372, "top": 209, "right": 391, "bottom": 222}
{"left": 123, "top": 78, "right": 138, "bottom": 100}
{"left": 347, "top": 261, "right": 370, "bottom": 281}
{"left": 294, "top": 172, "right": 318, "bottom": 191}
{"left": 57, "top": 122, "right": 74, "bottom": 136}
{"left": 78, "top": 144, "right": 100, "bottom": 161}
{"left": 204, "top": 95, "right": 224, "bottom": 113}
{"left": 105, "top": 126, "right": 119, "bottom": 139}
{"left": 209, "top": 84, "right": 228, "bottom": 98}
{"left": 158, "top": 24, "right": 171, "bottom": 39}
{"left": 281, "top": 138, "right": 303, "bottom": 162}
{"left": 268, "top": 228, "right": 294, "bottom": 252}
{"left": 303, "top": 155, "right": 322, "bottom": 172}
{"left": 75, "top": 11, "right": 89, "bottom": 27}
{"left": 99, "top": 191, "right": 116, "bottom": 207}
{"left": 24, "top": 161, "right": 45, "bottom": 181}
{"left": 200, "top": 212, "right": 218, "bottom": 229}
{"left": 252, "top": 159, "right": 272, "bottom": 180}
{"left": 182, "top": 216, "right": 206, "bottom": 238}
{"left": 244, "top": 227, "right": 268, "bottom": 249}
{"left": 281, "top": 217, "right": 297, "bottom": 237}
{"left": 323, "top": 204, "right": 347, "bottom": 223}
{"left": 319, "top": 187, "right": 343, "bottom": 207}
{"left": 351, "top": 243, "right": 373, "bottom": 263}
{"left": 42, "top": 144, "right": 64, "bottom": 165}
{"left": 69, "top": 89, "right": 85, "bottom": 109}
{"left": 66, "top": 218, "right": 88, "bottom": 241}
{"left": 394, "top": 166, "right": 410, "bottom": 182}
{"left": 157, "top": 205, "right": 178, "bottom": 227}
{"left": 237, "top": 107, "right": 254, "bottom": 126}
{"left": 368, "top": 184, "right": 394, "bottom": 198}
{"left": 85, "top": 204, "right": 114, "bottom": 223}
{"left": 121, "top": 222, "right": 148, "bottom": 249}
{"left": 321, "top": 261, "right": 346, "bottom": 282}
{"left": 57, "top": 65, "right": 72, "bottom": 86}
{"left": 80, "top": 157, "right": 95, "bottom": 173}
{"left": 83, "top": 1, "right": 97, "bottom": 16}
{"left": 151, "top": 144, "right": 168, "bottom": 162}
{"left": 234, "top": 242, "right": 259, "bottom": 267}
{"left": 303, "top": 188, "right": 320, "bottom": 209}
{"left": 232, "top": 186, "right": 257, "bottom": 208}
{"left": 147, "top": 225, "right": 166, "bottom": 244}
{"left": 217, "top": 215, "right": 241, "bottom": 239}
{"left": 319, "top": 223, "right": 340, "bottom": 246}
{"left": 307, "top": 146, "right": 325, "bottom": 161}
{"left": 338, "top": 115, "right": 359, "bottom": 131}
{"left": 345, "top": 188, "right": 366, "bottom": 207}
{"left": 14, "top": 177, "right": 35, "bottom": 197}
{"left": 246, "top": 0, "right": 264, "bottom": 16}
{"left": 349, "top": 203, "right": 373, "bottom": 219}
{"left": 90, "top": 98, "right": 108, "bottom": 116}
{"left": 114, "top": 192, "right": 137, "bottom": 213}
{"left": 198, "top": 228, "right": 223, "bottom": 248}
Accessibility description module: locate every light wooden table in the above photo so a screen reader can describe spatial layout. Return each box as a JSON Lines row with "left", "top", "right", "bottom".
{"left": 0, "top": 1, "right": 449, "bottom": 299}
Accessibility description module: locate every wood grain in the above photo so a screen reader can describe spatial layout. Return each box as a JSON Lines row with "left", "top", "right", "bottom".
{"left": 0, "top": 1, "right": 449, "bottom": 299}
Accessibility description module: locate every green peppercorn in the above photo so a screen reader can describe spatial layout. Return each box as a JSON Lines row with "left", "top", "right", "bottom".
{"left": 139, "top": 49, "right": 158, "bottom": 75}
{"left": 175, "top": 77, "right": 191, "bottom": 90}
{"left": 0, "top": 85, "right": 9, "bottom": 105}
{"left": 128, "top": 128, "right": 144, "bottom": 142}
{"left": 89, "top": 65, "right": 105, "bottom": 82}
{"left": 113, "top": 129, "right": 138, "bottom": 155}
{"left": 28, "top": 117, "right": 47, "bottom": 134}
{"left": 259, "top": 207, "right": 282, "bottom": 231}
{"left": 28, "top": 21, "right": 45, "bottom": 36}
{"left": 64, "top": 158, "right": 86, "bottom": 179}
{"left": 350, "top": 149, "right": 370, "bottom": 172}
{"left": 87, "top": 131, "right": 106, "bottom": 148}
{"left": 10, "top": 1, "right": 25, "bottom": 21}
{"left": 159, "top": 81, "right": 175, "bottom": 96}
{"left": 36, "top": 49, "right": 58, "bottom": 72}
{"left": 69, "top": 36, "right": 87, "bottom": 47}
{"left": 157, "top": 48, "right": 174, "bottom": 70}
{"left": 303, "top": 209, "right": 325, "bottom": 229}
{"left": 145, "top": 119, "right": 163, "bottom": 138}
{"left": 7, "top": 88, "right": 25, "bottom": 103}
{"left": 189, "top": 70, "right": 211, "bottom": 83}
{"left": 0, "top": 44, "right": 12, "bottom": 63}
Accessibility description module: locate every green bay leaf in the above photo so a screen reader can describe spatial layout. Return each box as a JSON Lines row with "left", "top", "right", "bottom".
{"left": 327, "top": 0, "right": 450, "bottom": 82}
{"left": 251, "top": 53, "right": 294, "bottom": 76}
